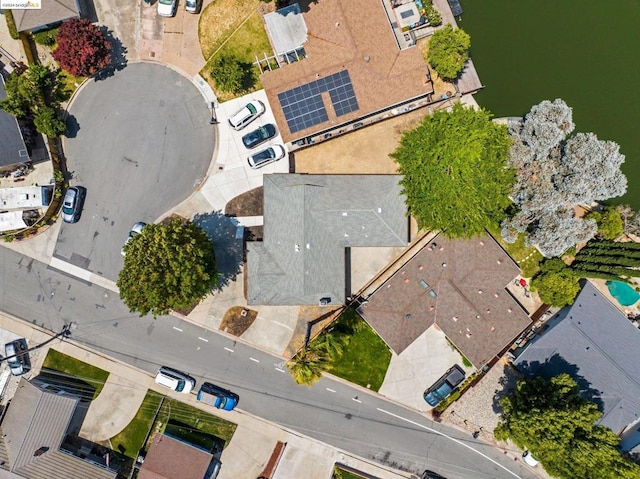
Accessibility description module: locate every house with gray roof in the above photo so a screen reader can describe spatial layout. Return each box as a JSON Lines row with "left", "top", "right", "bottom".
{"left": 0, "top": 379, "right": 117, "bottom": 479}
{"left": 357, "top": 234, "right": 531, "bottom": 368}
{"left": 0, "top": 75, "right": 30, "bottom": 171}
{"left": 514, "top": 281, "right": 640, "bottom": 449}
{"left": 247, "top": 174, "right": 408, "bottom": 306}
{"left": 12, "top": 0, "right": 80, "bottom": 33}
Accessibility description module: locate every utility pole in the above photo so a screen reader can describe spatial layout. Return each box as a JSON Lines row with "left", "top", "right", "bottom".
{"left": 1, "top": 322, "right": 75, "bottom": 364}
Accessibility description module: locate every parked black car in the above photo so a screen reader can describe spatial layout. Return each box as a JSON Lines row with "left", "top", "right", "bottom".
{"left": 242, "top": 124, "right": 277, "bottom": 149}
{"left": 423, "top": 364, "right": 465, "bottom": 407}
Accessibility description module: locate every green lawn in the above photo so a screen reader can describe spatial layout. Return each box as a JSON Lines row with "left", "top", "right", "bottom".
{"left": 110, "top": 390, "right": 163, "bottom": 459}
{"left": 110, "top": 391, "right": 238, "bottom": 460}
{"left": 41, "top": 349, "right": 109, "bottom": 400}
{"left": 486, "top": 224, "right": 543, "bottom": 278}
{"left": 200, "top": 8, "right": 272, "bottom": 101}
{"left": 326, "top": 309, "right": 391, "bottom": 391}
{"left": 333, "top": 466, "right": 367, "bottom": 479}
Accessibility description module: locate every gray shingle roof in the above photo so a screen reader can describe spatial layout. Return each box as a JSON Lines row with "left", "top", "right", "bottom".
{"left": 0, "top": 379, "right": 116, "bottom": 479}
{"left": 12, "top": 0, "right": 79, "bottom": 32}
{"left": 0, "top": 77, "right": 30, "bottom": 169}
{"left": 358, "top": 234, "right": 531, "bottom": 367}
{"left": 514, "top": 281, "right": 640, "bottom": 435}
{"left": 247, "top": 174, "right": 407, "bottom": 305}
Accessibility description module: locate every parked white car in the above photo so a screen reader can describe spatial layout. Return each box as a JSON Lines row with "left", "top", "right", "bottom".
{"left": 157, "top": 0, "right": 177, "bottom": 17}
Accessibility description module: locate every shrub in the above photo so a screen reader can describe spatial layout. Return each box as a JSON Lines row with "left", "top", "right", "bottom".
{"left": 425, "top": 4, "right": 442, "bottom": 26}
{"left": 210, "top": 54, "right": 256, "bottom": 94}
{"left": 52, "top": 19, "right": 111, "bottom": 77}
{"left": 427, "top": 24, "right": 471, "bottom": 80}
{"left": 33, "top": 28, "right": 59, "bottom": 46}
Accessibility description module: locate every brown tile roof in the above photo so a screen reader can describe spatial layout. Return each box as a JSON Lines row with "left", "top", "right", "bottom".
{"left": 261, "top": 0, "right": 433, "bottom": 143}
{"left": 138, "top": 434, "right": 213, "bottom": 479}
{"left": 358, "top": 234, "right": 532, "bottom": 367}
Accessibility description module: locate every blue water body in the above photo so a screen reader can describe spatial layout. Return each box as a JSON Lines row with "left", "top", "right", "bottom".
{"left": 606, "top": 281, "right": 640, "bottom": 307}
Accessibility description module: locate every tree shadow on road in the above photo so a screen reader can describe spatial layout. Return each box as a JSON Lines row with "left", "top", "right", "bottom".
{"left": 93, "top": 28, "right": 128, "bottom": 82}
{"left": 193, "top": 211, "right": 244, "bottom": 291}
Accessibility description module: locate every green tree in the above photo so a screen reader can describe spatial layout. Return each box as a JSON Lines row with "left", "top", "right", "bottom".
{"left": 210, "top": 54, "right": 255, "bottom": 94}
{"left": 286, "top": 347, "right": 328, "bottom": 386}
{"left": 427, "top": 24, "right": 471, "bottom": 80}
{"left": 531, "top": 258, "right": 580, "bottom": 307}
{"left": 495, "top": 374, "right": 640, "bottom": 479}
{"left": 117, "top": 219, "right": 218, "bottom": 317}
{"left": 391, "top": 103, "right": 513, "bottom": 238}
{"left": 586, "top": 207, "right": 624, "bottom": 240}
{"left": 33, "top": 105, "right": 67, "bottom": 137}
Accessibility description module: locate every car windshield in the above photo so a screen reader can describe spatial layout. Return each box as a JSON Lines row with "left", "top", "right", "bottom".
{"left": 257, "top": 148, "right": 275, "bottom": 161}
{"left": 186, "top": 0, "right": 196, "bottom": 6}
{"left": 247, "top": 104, "right": 257, "bottom": 114}
{"left": 159, "top": 0, "right": 173, "bottom": 5}
{"left": 62, "top": 203, "right": 74, "bottom": 214}
{"left": 175, "top": 379, "right": 185, "bottom": 392}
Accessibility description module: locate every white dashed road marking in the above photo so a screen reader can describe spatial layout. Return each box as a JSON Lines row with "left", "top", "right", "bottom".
{"left": 172, "top": 326, "right": 183, "bottom": 332}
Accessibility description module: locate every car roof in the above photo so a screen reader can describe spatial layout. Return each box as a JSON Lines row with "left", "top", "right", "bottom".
{"left": 445, "top": 365, "right": 465, "bottom": 386}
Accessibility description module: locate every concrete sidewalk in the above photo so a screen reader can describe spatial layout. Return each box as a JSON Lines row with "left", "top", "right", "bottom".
{"left": 0, "top": 311, "right": 411, "bottom": 479}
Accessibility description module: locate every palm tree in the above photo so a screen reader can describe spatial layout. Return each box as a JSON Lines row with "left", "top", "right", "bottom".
{"left": 286, "top": 347, "right": 328, "bottom": 386}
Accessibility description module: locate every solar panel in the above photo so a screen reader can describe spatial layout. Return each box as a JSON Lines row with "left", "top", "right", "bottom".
{"left": 278, "top": 70, "right": 359, "bottom": 133}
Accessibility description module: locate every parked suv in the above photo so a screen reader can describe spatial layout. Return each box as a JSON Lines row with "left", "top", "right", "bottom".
{"left": 154, "top": 366, "right": 195, "bottom": 394}
{"left": 247, "top": 144, "right": 286, "bottom": 169}
{"left": 4, "top": 338, "right": 30, "bottom": 376}
{"left": 242, "top": 124, "right": 277, "bottom": 149}
{"left": 423, "top": 364, "right": 465, "bottom": 407}
{"left": 196, "top": 382, "right": 239, "bottom": 411}
{"left": 228, "top": 100, "right": 265, "bottom": 130}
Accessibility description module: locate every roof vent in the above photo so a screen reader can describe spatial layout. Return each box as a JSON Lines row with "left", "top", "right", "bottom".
{"left": 295, "top": 244, "right": 300, "bottom": 252}
{"left": 377, "top": 208, "right": 382, "bottom": 213}
{"left": 475, "top": 315, "right": 481, "bottom": 319}
{"left": 364, "top": 55, "right": 371, "bottom": 62}
{"left": 319, "top": 297, "right": 331, "bottom": 306}
{"left": 429, "top": 290, "right": 437, "bottom": 298}
{"left": 306, "top": 243, "right": 311, "bottom": 249}
{"left": 479, "top": 241, "right": 485, "bottom": 246}
{"left": 442, "top": 262, "right": 447, "bottom": 268}
{"left": 478, "top": 290, "right": 483, "bottom": 294}
{"left": 342, "top": 212, "right": 348, "bottom": 216}
{"left": 452, "top": 316, "right": 458, "bottom": 322}
{"left": 405, "top": 314, "right": 411, "bottom": 320}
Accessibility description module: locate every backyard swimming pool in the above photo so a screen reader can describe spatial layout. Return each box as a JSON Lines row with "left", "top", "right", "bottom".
{"left": 606, "top": 281, "right": 640, "bottom": 307}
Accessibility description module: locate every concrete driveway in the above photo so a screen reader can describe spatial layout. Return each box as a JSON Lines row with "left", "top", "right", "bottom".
{"left": 56, "top": 62, "right": 215, "bottom": 281}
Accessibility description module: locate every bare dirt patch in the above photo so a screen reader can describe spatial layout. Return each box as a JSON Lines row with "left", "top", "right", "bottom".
{"left": 293, "top": 109, "right": 428, "bottom": 174}
{"left": 225, "top": 187, "right": 263, "bottom": 217}
{"left": 220, "top": 306, "right": 258, "bottom": 336}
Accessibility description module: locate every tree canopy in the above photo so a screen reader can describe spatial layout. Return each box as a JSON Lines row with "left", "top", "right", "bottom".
{"left": 0, "top": 65, "right": 68, "bottom": 137}
{"left": 210, "top": 54, "right": 255, "bottom": 94}
{"left": 495, "top": 374, "right": 640, "bottom": 479}
{"left": 52, "top": 18, "right": 111, "bottom": 77}
{"left": 586, "top": 206, "right": 624, "bottom": 241}
{"left": 531, "top": 258, "right": 580, "bottom": 307}
{"left": 502, "top": 99, "right": 627, "bottom": 257}
{"left": 392, "top": 103, "right": 514, "bottom": 238}
{"left": 426, "top": 25, "right": 471, "bottom": 80}
{"left": 117, "top": 219, "right": 218, "bottom": 317}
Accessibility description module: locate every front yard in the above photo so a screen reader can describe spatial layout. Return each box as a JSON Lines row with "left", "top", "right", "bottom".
{"left": 41, "top": 349, "right": 110, "bottom": 400}
{"left": 199, "top": 0, "right": 272, "bottom": 101}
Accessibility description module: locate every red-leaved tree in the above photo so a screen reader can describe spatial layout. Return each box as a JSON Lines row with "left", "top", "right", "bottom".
{"left": 52, "top": 19, "right": 112, "bottom": 77}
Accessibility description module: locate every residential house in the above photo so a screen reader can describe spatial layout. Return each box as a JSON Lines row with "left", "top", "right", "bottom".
{"left": 261, "top": 0, "right": 434, "bottom": 147}
{"left": 0, "top": 378, "right": 117, "bottom": 479}
{"left": 358, "top": 234, "right": 532, "bottom": 368}
{"left": 11, "top": 0, "right": 80, "bottom": 33}
{"left": 514, "top": 280, "right": 640, "bottom": 451}
{"left": 138, "top": 433, "right": 220, "bottom": 479}
{"left": 247, "top": 174, "right": 408, "bottom": 306}
{"left": 0, "top": 75, "right": 30, "bottom": 173}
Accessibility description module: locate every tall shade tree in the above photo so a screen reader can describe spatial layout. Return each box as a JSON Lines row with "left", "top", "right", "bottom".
{"left": 502, "top": 99, "right": 627, "bottom": 257}
{"left": 52, "top": 19, "right": 111, "bottom": 77}
{"left": 117, "top": 219, "right": 218, "bottom": 317}
{"left": 392, "top": 103, "right": 514, "bottom": 238}
{"left": 426, "top": 24, "right": 471, "bottom": 80}
{"left": 495, "top": 374, "right": 640, "bottom": 479}
{"left": 530, "top": 258, "right": 580, "bottom": 307}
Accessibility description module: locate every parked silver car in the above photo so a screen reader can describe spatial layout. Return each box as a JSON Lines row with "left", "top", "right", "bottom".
{"left": 61, "top": 186, "right": 87, "bottom": 224}
{"left": 121, "top": 222, "right": 147, "bottom": 256}
{"left": 247, "top": 144, "right": 286, "bottom": 169}
{"left": 228, "top": 100, "right": 265, "bottom": 130}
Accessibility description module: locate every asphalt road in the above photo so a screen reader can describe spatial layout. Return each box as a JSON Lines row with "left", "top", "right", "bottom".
{"left": 0, "top": 248, "right": 539, "bottom": 479}
{"left": 56, "top": 63, "right": 215, "bottom": 281}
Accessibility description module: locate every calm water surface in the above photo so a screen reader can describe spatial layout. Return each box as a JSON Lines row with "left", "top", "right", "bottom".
{"left": 460, "top": 0, "right": 640, "bottom": 207}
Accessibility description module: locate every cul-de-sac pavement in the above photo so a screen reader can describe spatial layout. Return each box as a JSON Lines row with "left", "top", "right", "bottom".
{"left": 0, "top": 0, "right": 613, "bottom": 478}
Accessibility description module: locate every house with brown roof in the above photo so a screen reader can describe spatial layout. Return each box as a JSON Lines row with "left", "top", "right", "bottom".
{"left": 357, "top": 234, "right": 532, "bottom": 368}
{"left": 261, "top": 0, "right": 434, "bottom": 146}
{"left": 138, "top": 433, "right": 220, "bottom": 479}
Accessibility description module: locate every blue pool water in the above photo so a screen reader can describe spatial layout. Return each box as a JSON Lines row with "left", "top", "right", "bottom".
{"left": 606, "top": 281, "right": 640, "bottom": 307}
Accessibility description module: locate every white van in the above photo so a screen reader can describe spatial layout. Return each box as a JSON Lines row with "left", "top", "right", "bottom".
{"left": 228, "top": 100, "right": 265, "bottom": 130}
{"left": 154, "top": 366, "right": 195, "bottom": 394}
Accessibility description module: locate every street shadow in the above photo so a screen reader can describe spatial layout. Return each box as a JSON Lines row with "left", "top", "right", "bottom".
{"left": 192, "top": 211, "right": 244, "bottom": 291}
{"left": 65, "top": 114, "right": 80, "bottom": 138}
{"left": 513, "top": 353, "right": 603, "bottom": 412}
{"left": 93, "top": 28, "right": 128, "bottom": 82}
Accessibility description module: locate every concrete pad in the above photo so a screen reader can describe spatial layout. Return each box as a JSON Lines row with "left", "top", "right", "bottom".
{"left": 350, "top": 246, "right": 406, "bottom": 295}
{"left": 241, "top": 306, "right": 298, "bottom": 356}
{"left": 273, "top": 443, "right": 335, "bottom": 479}
{"left": 80, "top": 375, "right": 148, "bottom": 441}
{"left": 379, "top": 327, "right": 474, "bottom": 412}
{"left": 217, "top": 426, "right": 280, "bottom": 479}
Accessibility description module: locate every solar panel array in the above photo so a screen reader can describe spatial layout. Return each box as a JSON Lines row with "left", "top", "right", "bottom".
{"left": 278, "top": 70, "right": 359, "bottom": 133}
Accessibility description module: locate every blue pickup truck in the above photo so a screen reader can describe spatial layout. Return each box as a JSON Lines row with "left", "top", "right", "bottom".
{"left": 196, "top": 382, "right": 239, "bottom": 411}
